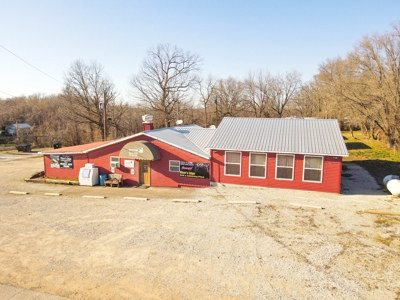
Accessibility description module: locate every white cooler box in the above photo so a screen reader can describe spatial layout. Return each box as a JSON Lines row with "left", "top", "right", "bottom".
{"left": 79, "top": 163, "right": 99, "bottom": 186}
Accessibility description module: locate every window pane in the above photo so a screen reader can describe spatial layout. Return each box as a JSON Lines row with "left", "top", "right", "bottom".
{"left": 277, "top": 167, "right": 293, "bottom": 179}
{"left": 169, "top": 160, "right": 180, "bottom": 172}
{"left": 251, "top": 153, "right": 266, "bottom": 165}
{"left": 305, "top": 157, "right": 322, "bottom": 169}
{"left": 226, "top": 152, "right": 240, "bottom": 163}
{"left": 304, "top": 169, "right": 322, "bottom": 181}
{"left": 250, "top": 165, "right": 265, "bottom": 177}
{"left": 226, "top": 164, "right": 240, "bottom": 175}
{"left": 277, "top": 155, "right": 293, "bottom": 167}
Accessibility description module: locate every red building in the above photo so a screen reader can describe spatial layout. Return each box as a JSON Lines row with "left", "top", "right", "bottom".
{"left": 41, "top": 121, "right": 215, "bottom": 188}
{"left": 41, "top": 117, "right": 348, "bottom": 193}
{"left": 206, "top": 117, "right": 348, "bottom": 193}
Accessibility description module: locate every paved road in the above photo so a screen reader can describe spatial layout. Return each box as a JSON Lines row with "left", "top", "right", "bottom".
{"left": 0, "top": 152, "right": 41, "bottom": 162}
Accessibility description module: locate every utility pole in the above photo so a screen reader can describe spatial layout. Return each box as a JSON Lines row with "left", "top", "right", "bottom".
{"left": 214, "top": 97, "right": 219, "bottom": 125}
{"left": 103, "top": 92, "right": 107, "bottom": 141}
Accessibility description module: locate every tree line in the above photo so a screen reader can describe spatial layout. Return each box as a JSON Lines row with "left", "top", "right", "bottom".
{"left": 1, "top": 23, "right": 399, "bottom": 148}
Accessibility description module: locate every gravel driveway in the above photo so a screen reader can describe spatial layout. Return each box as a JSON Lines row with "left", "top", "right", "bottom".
{"left": 0, "top": 154, "right": 399, "bottom": 299}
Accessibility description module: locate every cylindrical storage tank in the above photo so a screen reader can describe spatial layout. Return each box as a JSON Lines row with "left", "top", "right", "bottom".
{"left": 386, "top": 179, "right": 400, "bottom": 196}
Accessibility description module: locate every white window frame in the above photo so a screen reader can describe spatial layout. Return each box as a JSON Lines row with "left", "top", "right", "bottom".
{"left": 303, "top": 156, "right": 324, "bottom": 183}
{"left": 248, "top": 152, "right": 267, "bottom": 178}
{"left": 275, "top": 154, "right": 295, "bottom": 181}
{"left": 224, "top": 151, "right": 242, "bottom": 177}
{"left": 110, "top": 156, "right": 120, "bottom": 168}
{"left": 169, "top": 160, "right": 180, "bottom": 172}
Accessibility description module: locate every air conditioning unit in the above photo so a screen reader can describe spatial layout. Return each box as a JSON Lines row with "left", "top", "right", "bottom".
{"left": 110, "top": 162, "right": 119, "bottom": 168}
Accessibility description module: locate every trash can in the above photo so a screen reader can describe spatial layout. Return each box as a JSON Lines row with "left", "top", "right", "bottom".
{"left": 99, "top": 174, "right": 107, "bottom": 186}
{"left": 53, "top": 142, "right": 62, "bottom": 149}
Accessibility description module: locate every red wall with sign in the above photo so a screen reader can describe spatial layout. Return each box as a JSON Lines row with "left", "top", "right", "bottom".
{"left": 43, "top": 135, "right": 210, "bottom": 187}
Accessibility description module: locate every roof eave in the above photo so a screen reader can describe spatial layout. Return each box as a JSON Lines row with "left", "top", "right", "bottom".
{"left": 207, "top": 147, "right": 348, "bottom": 157}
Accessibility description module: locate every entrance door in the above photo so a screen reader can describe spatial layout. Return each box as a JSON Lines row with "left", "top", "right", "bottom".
{"left": 139, "top": 161, "right": 150, "bottom": 185}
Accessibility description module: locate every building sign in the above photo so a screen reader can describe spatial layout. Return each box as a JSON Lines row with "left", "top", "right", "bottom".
{"left": 50, "top": 155, "right": 74, "bottom": 169}
{"left": 180, "top": 162, "right": 210, "bottom": 179}
{"left": 128, "top": 146, "right": 143, "bottom": 157}
{"left": 124, "top": 160, "right": 135, "bottom": 168}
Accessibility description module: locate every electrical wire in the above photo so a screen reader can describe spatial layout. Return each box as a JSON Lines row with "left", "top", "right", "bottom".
{"left": 0, "top": 90, "right": 15, "bottom": 97}
{"left": 0, "top": 44, "right": 63, "bottom": 84}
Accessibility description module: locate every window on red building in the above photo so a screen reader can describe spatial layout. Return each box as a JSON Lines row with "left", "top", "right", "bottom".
{"left": 249, "top": 153, "right": 266, "bottom": 178}
{"left": 276, "top": 154, "right": 294, "bottom": 180}
{"left": 303, "top": 156, "right": 323, "bottom": 182}
{"left": 225, "top": 152, "right": 241, "bottom": 176}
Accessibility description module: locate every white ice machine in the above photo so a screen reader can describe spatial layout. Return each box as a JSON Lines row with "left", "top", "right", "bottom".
{"left": 79, "top": 163, "right": 99, "bottom": 186}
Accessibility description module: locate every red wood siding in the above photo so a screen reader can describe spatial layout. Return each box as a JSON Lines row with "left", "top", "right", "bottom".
{"left": 210, "top": 150, "right": 342, "bottom": 193}
{"left": 44, "top": 154, "right": 88, "bottom": 179}
{"left": 44, "top": 135, "right": 210, "bottom": 187}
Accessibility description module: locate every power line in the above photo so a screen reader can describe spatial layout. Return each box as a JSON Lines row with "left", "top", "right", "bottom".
{"left": 0, "top": 90, "right": 15, "bottom": 97}
{"left": 0, "top": 44, "right": 63, "bottom": 84}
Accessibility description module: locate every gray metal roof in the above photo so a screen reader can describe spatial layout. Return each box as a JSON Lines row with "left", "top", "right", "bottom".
{"left": 176, "top": 127, "right": 216, "bottom": 154}
{"left": 144, "top": 125, "right": 216, "bottom": 159}
{"left": 206, "top": 117, "right": 349, "bottom": 156}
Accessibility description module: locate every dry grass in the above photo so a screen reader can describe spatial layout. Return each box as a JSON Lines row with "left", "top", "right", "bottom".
{"left": 374, "top": 235, "right": 395, "bottom": 246}
{"left": 374, "top": 216, "right": 400, "bottom": 226}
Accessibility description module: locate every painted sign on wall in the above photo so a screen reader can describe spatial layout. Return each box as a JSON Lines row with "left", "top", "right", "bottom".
{"left": 180, "top": 162, "right": 210, "bottom": 179}
{"left": 50, "top": 155, "right": 74, "bottom": 169}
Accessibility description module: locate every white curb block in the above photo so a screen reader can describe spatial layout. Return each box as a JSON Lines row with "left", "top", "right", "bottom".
{"left": 83, "top": 195, "right": 106, "bottom": 199}
{"left": 228, "top": 201, "right": 260, "bottom": 204}
{"left": 173, "top": 199, "right": 201, "bottom": 203}
{"left": 44, "top": 193, "right": 62, "bottom": 196}
{"left": 124, "top": 197, "right": 149, "bottom": 201}
{"left": 9, "top": 191, "right": 29, "bottom": 195}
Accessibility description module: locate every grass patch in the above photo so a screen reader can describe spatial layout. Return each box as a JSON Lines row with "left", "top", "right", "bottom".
{"left": 343, "top": 131, "right": 400, "bottom": 162}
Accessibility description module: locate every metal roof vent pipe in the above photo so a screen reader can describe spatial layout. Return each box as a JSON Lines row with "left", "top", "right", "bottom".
{"left": 142, "top": 115, "right": 154, "bottom": 131}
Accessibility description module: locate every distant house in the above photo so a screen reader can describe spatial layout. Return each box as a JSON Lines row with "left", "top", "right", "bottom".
{"left": 40, "top": 116, "right": 348, "bottom": 193}
{"left": 206, "top": 117, "right": 349, "bottom": 193}
{"left": 4, "top": 123, "right": 31, "bottom": 136}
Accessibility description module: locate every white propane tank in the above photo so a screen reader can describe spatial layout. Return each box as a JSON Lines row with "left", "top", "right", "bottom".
{"left": 383, "top": 175, "right": 400, "bottom": 186}
{"left": 386, "top": 179, "right": 400, "bottom": 196}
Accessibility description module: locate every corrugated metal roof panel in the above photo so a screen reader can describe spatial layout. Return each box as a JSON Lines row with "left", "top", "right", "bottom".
{"left": 206, "top": 117, "right": 349, "bottom": 156}
{"left": 145, "top": 125, "right": 215, "bottom": 158}
{"left": 176, "top": 127, "right": 216, "bottom": 155}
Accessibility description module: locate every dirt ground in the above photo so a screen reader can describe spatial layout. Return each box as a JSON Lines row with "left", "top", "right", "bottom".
{"left": 1, "top": 154, "right": 400, "bottom": 299}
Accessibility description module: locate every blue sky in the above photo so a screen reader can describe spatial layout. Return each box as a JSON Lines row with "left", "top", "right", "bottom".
{"left": 1, "top": 0, "right": 399, "bottom": 100}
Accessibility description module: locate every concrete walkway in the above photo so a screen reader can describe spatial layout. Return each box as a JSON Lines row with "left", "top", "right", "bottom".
{"left": 0, "top": 283, "right": 74, "bottom": 300}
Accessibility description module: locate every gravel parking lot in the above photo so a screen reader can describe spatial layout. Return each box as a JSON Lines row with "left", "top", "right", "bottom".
{"left": 0, "top": 153, "right": 399, "bottom": 299}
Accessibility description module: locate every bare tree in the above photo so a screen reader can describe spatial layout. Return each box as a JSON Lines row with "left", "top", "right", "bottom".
{"left": 269, "top": 71, "right": 302, "bottom": 118}
{"left": 130, "top": 44, "right": 202, "bottom": 127}
{"left": 62, "top": 60, "right": 118, "bottom": 142}
{"left": 243, "top": 70, "right": 272, "bottom": 118}
{"left": 196, "top": 75, "right": 216, "bottom": 127}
